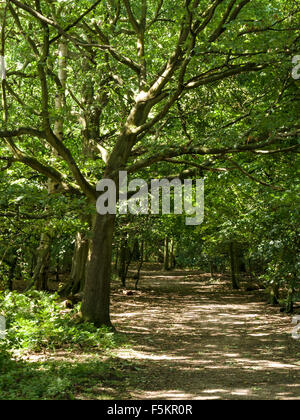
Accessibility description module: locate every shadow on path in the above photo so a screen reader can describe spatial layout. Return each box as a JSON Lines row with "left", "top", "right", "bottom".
{"left": 110, "top": 267, "right": 300, "bottom": 400}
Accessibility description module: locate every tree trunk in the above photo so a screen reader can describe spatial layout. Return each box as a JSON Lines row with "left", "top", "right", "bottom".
{"left": 229, "top": 241, "right": 239, "bottom": 290}
{"left": 114, "top": 247, "right": 119, "bottom": 271}
{"left": 135, "top": 241, "right": 144, "bottom": 290}
{"left": 31, "top": 41, "right": 67, "bottom": 292}
{"left": 118, "top": 239, "right": 127, "bottom": 287}
{"left": 32, "top": 232, "right": 51, "bottom": 291}
{"left": 163, "top": 236, "right": 169, "bottom": 271}
{"left": 269, "top": 283, "right": 279, "bottom": 305}
{"left": 54, "top": 41, "right": 67, "bottom": 139}
{"left": 170, "top": 238, "right": 176, "bottom": 269}
{"left": 81, "top": 213, "right": 115, "bottom": 327}
{"left": 124, "top": 244, "right": 133, "bottom": 284}
{"left": 210, "top": 261, "right": 214, "bottom": 279}
{"left": 81, "top": 101, "right": 151, "bottom": 326}
{"left": 286, "top": 286, "right": 294, "bottom": 314}
{"left": 132, "top": 239, "right": 140, "bottom": 261}
{"left": 5, "top": 256, "right": 16, "bottom": 291}
{"left": 60, "top": 232, "right": 89, "bottom": 297}
{"left": 144, "top": 242, "right": 149, "bottom": 262}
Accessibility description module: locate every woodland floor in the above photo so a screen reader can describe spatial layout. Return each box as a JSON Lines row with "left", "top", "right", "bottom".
{"left": 12, "top": 265, "right": 300, "bottom": 400}
{"left": 105, "top": 264, "right": 300, "bottom": 400}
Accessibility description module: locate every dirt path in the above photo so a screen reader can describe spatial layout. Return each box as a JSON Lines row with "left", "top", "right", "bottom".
{"left": 110, "top": 266, "right": 300, "bottom": 400}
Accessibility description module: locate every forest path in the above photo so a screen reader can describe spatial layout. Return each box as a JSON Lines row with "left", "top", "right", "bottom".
{"left": 110, "top": 265, "right": 300, "bottom": 400}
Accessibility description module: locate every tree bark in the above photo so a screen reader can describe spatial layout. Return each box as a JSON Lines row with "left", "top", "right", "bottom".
{"left": 59, "top": 232, "right": 89, "bottom": 297}
{"left": 210, "top": 261, "right": 214, "bottom": 279}
{"left": 170, "top": 238, "right": 176, "bottom": 269}
{"left": 132, "top": 239, "right": 140, "bottom": 261}
{"left": 32, "top": 232, "right": 51, "bottom": 290}
{"left": 81, "top": 213, "right": 115, "bottom": 327}
{"left": 269, "top": 283, "right": 279, "bottom": 305}
{"left": 286, "top": 286, "right": 294, "bottom": 314}
{"left": 81, "top": 98, "right": 152, "bottom": 326}
{"left": 135, "top": 240, "right": 144, "bottom": 290}
{"left": 31, "top": 41, "right": 67, "bottom": 292}
{"left": 8, "top": 256, "right": 16, "bottom": 291}
{"left": 118, "top": 239, "right": 127, "bottom": 287}
{"left": 114, "top": 247, "right": 119, "bottom": 271}
{"left": 144, "top": 242, "right": 149, "bottom": 262}
{"left": 229, "top": 241, "right": 239, "bottom": 290}
{"left": 163, "top": 236, "right": 169, "bottom": 271}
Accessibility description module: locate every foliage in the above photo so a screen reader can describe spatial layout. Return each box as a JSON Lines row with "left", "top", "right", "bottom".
{"left": 0, "top": 349, "right": 123, "bottom": 400}
{"left": 0, "top": 0, "right": 299, "bottom": 323}
{"left": 0, "top": 291, "right": 118, "bottom": 351}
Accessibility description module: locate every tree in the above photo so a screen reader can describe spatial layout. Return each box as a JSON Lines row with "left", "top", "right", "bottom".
{"left": 0, "top": 0, "right": 299, "bottom": 326}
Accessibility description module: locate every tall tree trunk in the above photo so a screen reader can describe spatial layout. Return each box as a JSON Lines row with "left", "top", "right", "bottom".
{"left": 229, "top": 241, "right": 239, "bottom": 290}
{"left": 118, "top": 239, "right": 127, "bottom": 287}
{"left": 81, "top": 213, "right": 115, "bottom": 327}
{"left": 135, "top": 241, "right": 144, "bottom": 290}
{"left": 32, "top": 232, "right": 51, "bottom": 290}
{"left": 59, "top": 232, "right": 89, "bottom": 297}
{"left": 81, "top": 100, "right": 151, "bottom": 326}
{"left": 132, "top": 239, "right": 140, "bottom": 261}
{"left": 114, "top": 247, "right": 119, "bottom": 271}
{"left": 8, "top": 256, "right": 17, "bottom": 291}
{"left": 54, "top": 41, "right": 67, "bottom": 139}
{"left": 124, "top": 244, "right": 134, "bottom": 284}
{"left": 269, "top": 283, "right": 279, "bottom": 305}
{"left": 163, "top": 236, "right": 169, "bottom": 271}
{"left": 170, "top": 238, "right": 176, "bottom": 269}
{"left": 286, "top": 286, "right": 294, "bottom": 314}
{"left": 32, "top": 41, "right": 67, "bottom": 292}
{"left": 210, "top": 261, "right": 214, "bottom": 279}
{"left": 144, "top": 242, "right": 149, "bottom": 262}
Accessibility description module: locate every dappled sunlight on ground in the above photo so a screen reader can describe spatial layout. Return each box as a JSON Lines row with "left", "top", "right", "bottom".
{"left": 110, "top": 265, "right": 300, "bottom": 400}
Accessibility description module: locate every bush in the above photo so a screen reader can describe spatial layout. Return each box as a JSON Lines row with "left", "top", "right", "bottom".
{"left": 0, "top": 291, "right": 117, "bottom": 351}
{"left": 0, "top": 292, "right": 130, "bottom": 400}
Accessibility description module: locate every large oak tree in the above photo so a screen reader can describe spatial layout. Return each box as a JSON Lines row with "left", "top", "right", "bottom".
{"left": 0, "top": 0, "right": 299, "bottom": 325}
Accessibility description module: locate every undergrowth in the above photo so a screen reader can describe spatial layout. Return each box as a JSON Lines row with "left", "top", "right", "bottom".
{"left": 0, "top": 291, "right": 130, "bottom": 400}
